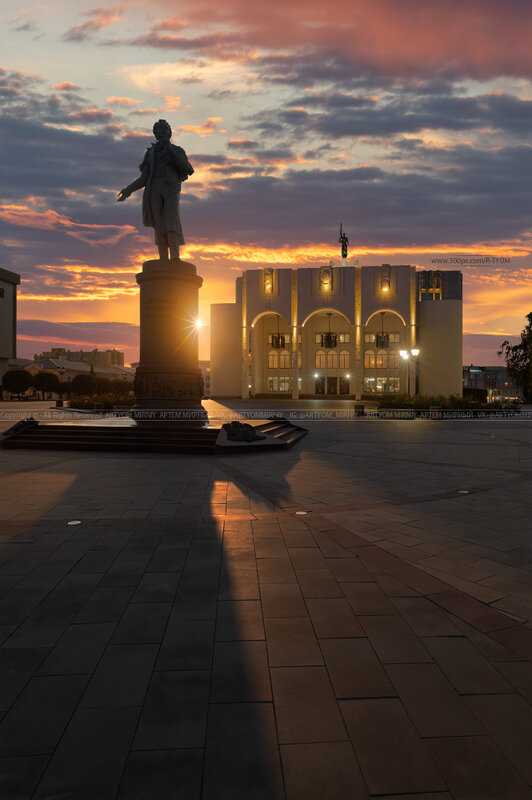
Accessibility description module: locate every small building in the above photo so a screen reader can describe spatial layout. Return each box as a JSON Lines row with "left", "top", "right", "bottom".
{"left": 463, "top": 365, "right": 520, "bottom": 402}
{"left": 210, "top": 263, "right": 462, "bottom": 399}
{"left": 0, "top": 268, "right": 20, "bottom": 380}
{"left": 33, "top": 347, "right": 125, "bottom": 367}
{"left": 199, "top": 360, "right": 211, "bottom": 397}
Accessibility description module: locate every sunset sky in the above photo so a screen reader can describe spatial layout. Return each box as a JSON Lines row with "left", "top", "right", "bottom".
{"left": 1, "top": 0, "right": 531, "bottom": 365}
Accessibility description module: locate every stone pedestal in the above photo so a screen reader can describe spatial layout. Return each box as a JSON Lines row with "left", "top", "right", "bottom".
{"left": 131, "top": 258, "right": 207, "bottom": 424}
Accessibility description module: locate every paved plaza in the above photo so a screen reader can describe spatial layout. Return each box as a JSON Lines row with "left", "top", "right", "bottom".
{"left": 0, "top": 402, "right": 531, "bottom": 799}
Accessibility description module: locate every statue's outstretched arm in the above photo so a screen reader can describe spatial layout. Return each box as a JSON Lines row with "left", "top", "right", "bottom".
{"left": 117, "top": 172, "right": 148, "bottom": 202}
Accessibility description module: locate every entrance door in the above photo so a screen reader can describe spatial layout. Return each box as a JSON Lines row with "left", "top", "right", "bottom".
{"left": 339, "top": 377, "right": 350, "bottom": 394}
{"left": 314, "top": 376, "right": 325, "bottom": 394}
{"left": 327, "top": 377, "right": 338, "bottom": 394}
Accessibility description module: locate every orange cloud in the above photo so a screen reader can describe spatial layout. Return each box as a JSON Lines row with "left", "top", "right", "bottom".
{"left": 178, "top": 117, "right": 224, "bottom": 136}
{"left": 106, "top": 96, "right": 141, "bottom": 106}
{"left": 0, "top": 204, "right": 136, "bottom": 246}
{"left": 52, "top": 81, "right": 81, "bottom": 91}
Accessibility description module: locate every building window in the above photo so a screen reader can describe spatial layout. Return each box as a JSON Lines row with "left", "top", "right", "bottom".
{"left": 363, "top": 377, "right": 376, "bottom": 392}
{"left": 327, "top": 350, "right": 338, "bottom": 369}
{"left": 268, "top": 376, "right": 290, "bottom": 392}
{"left": 298, "top": 352, "right": 302, "bottom": 368}
{"left": 268, "top": 377, "right": 278, "bottom": 391}
{"left": 364, "top": 350, "right": 375, "bottom": 369}
{"left": 339, "top": 332, "right": 350, "bottom": 343}
{"left": 365, "top": 333, "right": 376, "bottom": 343}
{"left": 315, "top": 349, "right": 326, "bottom": 368}
{"left": 389, "top": 332, "right": 400, "bottom": 343}
{"left": 279, "top": 349, "right": 290, "bottom": 369}
{"left": 268, "top": 350, "right": 278, "bottom": 369}
{"left": 339, "top": 349, "right": 349, "bottom": 369}
{"left": 388, "top": 351, "right": 399, "bottom": 369}
{"left": 376, "top": 350, "right": 387, "bottom": 369}
{"left": 279, "top": 377, "right": 290, "bottom": 392}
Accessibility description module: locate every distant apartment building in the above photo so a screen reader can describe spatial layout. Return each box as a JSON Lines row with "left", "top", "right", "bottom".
{"left": 463, "top": 365, "right": 520, "bottom": 401}
{"left": 33, "top": 348, "right": 125, "bottom": 367}
{"left": 210, "top": 263, "right": 462, "bottom": 399}
{"left": 0, "top": 268, "right": 20, "bottom": 380}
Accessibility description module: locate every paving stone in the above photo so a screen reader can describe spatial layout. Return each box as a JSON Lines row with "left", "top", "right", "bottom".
{"left": 46, "top": 572, "right": 102, "bottom": 604}
{"left": 203, "top": 703, "right": 284, "bottom": 800}
{"left": 211, "top": 640, "right": 271, "bottom": 702}
{"left": 496, "top": 661, "right": 532, "bottom": 703}
{"left": 216, "top": 600, "right": 265, "bottom": 641}
{"left": 0, "top": 674, "right": 89, "bottom": 756}
{"left": 111, "top": 602, "right": 171, "bottom": 644}
{"left": 2, "top": 603, "right": 80, "bottom": 649}
{"left": 341, "top": 698, "right": 446, "bottom": 795}
{"left": 296, "top": 570, "right": 343, "bottom": 599}
{"left": 219, "top": 569, "right": 259, "bottom": 600}
{"left": 282, "top": 531, "right": 316, "bottom": 548}
{"left": 133, "top": 670, "right": 210, "bottom": 750}
{"left": 429, "top": 589, "right": 517, "bottom": 632}
{"left": 33, "top": 706, "right": 139, "bottom": 800}
{"left": 252, "top": 522, "right": 282, "bottom": 538}
{"left": 222, "top": 548, "right": 257, "bottom": 569}
{"left": 37, "top": 622, "right": 115, "bottom": 675}
{"left": 464, "top": 693, "right": 532, "bottom": 784}
{"left": 325, "top": 557, "right": 372, "bottom": 582}
{"left": 131, "top": 571, "right": 181, "bottom": 602}
{"left": 0, "top": 587, "right": 49, "bottom": 626}
{"left": 257, "top": 557, "right": 297, "bottom": 584}
{"left": 341, "top": 581, "right": 396, "bottom": 615}
{"left": 360, "top": 615, "right": 432, "bottom": 663}
{"left": 386, "top": 565, "right": 452, "bottom": 595}
{"left": 426, "top": 735, "right": 531, "bottom": 800}
{"left": 172, "top": 581, "right": 219, "bottom": 620}
{"left": 147, "top": 547, "right": 188, "bottom": 573}
{"left": 72, "top": 549, "right": 118, "bottom": 573}
{"left": 390, "top": 596, "right": 461, "bottom": 636}
{"left": 118, "top": 748, "right": 204, "bottom": 800}
{"left": 75, "top": 587, "right": 134, "bottom": 623}
{"left": 313, "top": 532, "right": 357, "bottom": 558}
{"left": 0, "top": 755, "right": 48, "bottom": 800}
{"left": 99, "top": 560, "right": 146, "bottom": 588}
{"left": 260, "top": 583, "right": 307, "bottom": 617}
{"left": 281, "top": 741, "right": 369, "bottom": 800}
{"left": 265, "top": 617, "right": 323, "bottom": 666}
{"left": 270, "top": 666, "right": 345, "bottom": 744}
{"left": 81, "top": 644, "right": 158, "bottom": 708}
{"left": 0, "top": 647, "right": 48, "bottom": 712}
{"left": 255, "top": 538, "right": 287, "bottom": 558}
{"left": 422, "top": 636, "right": 513, "bottom": 694}
{"left": 450, "top": 614, "right": 524, "bottom": 662}
{"left": 289, "top": 548, "right": 328, "bottom": 570}
{"left": 305, "top": 598, "right": 364, "bottom": 638}
{"left": 320, "top": 638, "right": 395, "bottom": 698}
{"left": 489, "top": 624, "right": 532, "bottom": 661}
{"left": 156, "top": 617, "right": 215, "bottom": 670}
{"left": 385, "top": 663, "right": 484, "bottom": 737}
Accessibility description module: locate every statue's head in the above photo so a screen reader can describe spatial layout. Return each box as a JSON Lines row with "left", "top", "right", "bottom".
{"left": 153, "top": 119, "right": 172, "bottom": 140}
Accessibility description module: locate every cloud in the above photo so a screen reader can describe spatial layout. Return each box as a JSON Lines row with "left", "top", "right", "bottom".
{"left": 63, "top": 4, "right": 130, "bottom": 42}
{"left": 0, "top": 204, "right": 136, "bottom": 246}
{"left": 106, "top": 96, "right": 141, "bottom": 106}
{"left": 53, "top": 82, "right": 82, "bottom": 91}
{"left": 178, "top": 117, "right": 224, "bottom": 136}
{"left": 67, "top": 109, "right": 114, "bottom": 123}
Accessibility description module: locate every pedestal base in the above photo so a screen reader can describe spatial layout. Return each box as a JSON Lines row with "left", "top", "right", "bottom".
{"left": 133, "top": 257, "right": 207, "bottom": 426}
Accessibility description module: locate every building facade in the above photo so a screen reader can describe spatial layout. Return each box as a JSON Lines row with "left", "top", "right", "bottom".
{"left": 463, "top": 365, "right": 521, "bottom": 402}
{"left": 0, "top": 268, "right": 20, "bottom": 380}
{"left": 211, "top": 264, "right": 463, "bottom": 399}
{"left": 33, "top": 348, "right": 125, "bottom": 367}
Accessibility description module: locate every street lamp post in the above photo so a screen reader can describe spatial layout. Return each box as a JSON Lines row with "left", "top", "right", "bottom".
{"left": 400, "top": 349, "right": 420, "bottom": 396}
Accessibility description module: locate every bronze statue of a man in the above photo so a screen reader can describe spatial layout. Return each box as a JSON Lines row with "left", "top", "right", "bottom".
{"left": 117, "top": 119, "right": 194, "bottom": 260}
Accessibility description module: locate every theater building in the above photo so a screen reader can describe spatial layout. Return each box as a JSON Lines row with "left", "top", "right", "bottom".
{"left": 210, "top": 263, "right": 462, "bottom": 400}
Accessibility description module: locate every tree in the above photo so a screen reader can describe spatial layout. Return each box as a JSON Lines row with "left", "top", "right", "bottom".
{"left": 499, "top": 312, "right": 532, "bottom": 402}
{"left": 2, "top": 369, "right": 32, "bottom": 397}
{"left": 58, "top": 381, "right": 72, "bottom": 397}
{"left": 96, "top": 377, "right": 113, "bottom": 393}
{"left": 33, "top": 372, "right": 60, "bottom": 399}
{"left": 71, "top": 373, "right": 96, "bottom": 396}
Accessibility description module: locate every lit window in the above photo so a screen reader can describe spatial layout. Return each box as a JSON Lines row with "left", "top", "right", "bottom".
{"left": 376, "top": 350, "right": 387, "bottom": 369}
{"left": 339, "top": 349, "right": 349, "bottom": 369}
{"left": 315, "top": 349, "right": 326, "bottom": 368}
{"left": 268, "top": 377, "right": 278, "bottom": 392}
{"left": 279, "top": 349, "right": 290, "bottom": 369}
{"left": 268, "top": 350, "right": 278, "bottom": 369}
{"left": 279, "top": 377, "right": 290, "bottom": 392}
{"left": 364, "top": 333, "right": 376, "bottom": 343}
{"left": 388, "top": 352, "right": 399, "bottom": 369}
{"left": 389, "top": 332, "right": 400, "bottom": 343}
{"left": 327, "top": 350, "right": 338, "bottom": 369}
{"left": 298, "top": 352, "right": 302, "bottom": 368}
{"left": 315, "top": 333, "right": 321, "bottom": 344}
{"left": 364, "top": 350, "right": 375, "bottom": 369}
{"left": 339, "top": 332, "right": 350, "bottom": 343}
